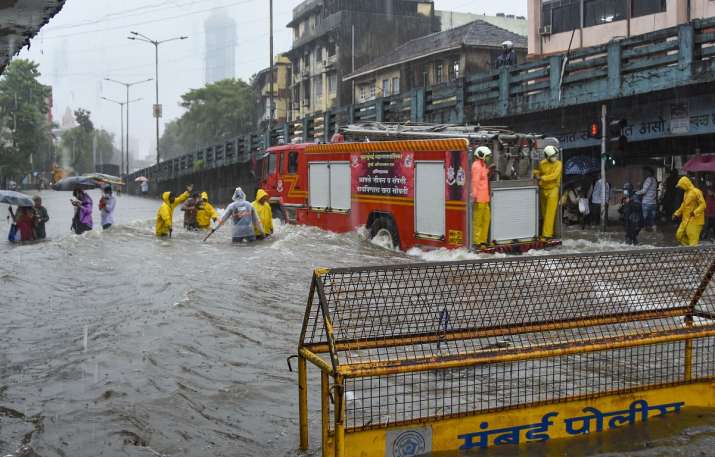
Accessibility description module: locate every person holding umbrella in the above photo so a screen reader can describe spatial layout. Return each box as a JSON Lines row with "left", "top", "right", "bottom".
{"left": 155, "top": 184, "right": 193, "bottom": 237}
{"left": 71, "top": 189, "right": 93, "bottom": 235}
{"left": 1, "top": 190, "right": 36, "bottom": 242}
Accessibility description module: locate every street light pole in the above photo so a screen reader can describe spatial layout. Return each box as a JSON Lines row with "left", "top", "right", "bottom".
{"left": 101, "top": 96, "right": 142, "bottom": 176}
{"left": 104, "top": 77, "right": 152, "bottom": 176}
{"left": 268, "top": 0, "right": 274, "bottom": 146}
{"left": 128, "top": 32, "right": 189, "bottom": 165}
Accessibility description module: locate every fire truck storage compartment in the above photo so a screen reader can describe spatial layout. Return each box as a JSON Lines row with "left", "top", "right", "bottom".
{"left": 490, "top": 180, "right": 540, "bottom": 243}
{"left": 415, "top": 161, "right": 445, "bottom": 238}
{"left": 308, "top": 161, "right": 351, "bottom": 211}
{"left": 328, "top": 162, "right": 350, "bottom": 211}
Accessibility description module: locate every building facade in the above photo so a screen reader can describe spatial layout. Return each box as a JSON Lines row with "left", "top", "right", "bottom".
{"left": 344, "top": 20, "right": 527, "bottom": 104}
{"left": 254, "top": 55, "right": 293, "bottom": 127}
{"left": 436, "top": 10, "right": 527, "bottom": 35}
{"left": 205, "top": 11, "right": 237, "bottom": 84}
{"left": 286, "top": 0, "right": 440, "bottom": 120}
{"left": 528, "top": 0, "right": 715, "bottom": 57}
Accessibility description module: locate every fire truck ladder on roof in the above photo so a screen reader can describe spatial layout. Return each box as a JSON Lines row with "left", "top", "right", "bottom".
{"left": 341, "top": 122, "right": 542, "bottom": 145}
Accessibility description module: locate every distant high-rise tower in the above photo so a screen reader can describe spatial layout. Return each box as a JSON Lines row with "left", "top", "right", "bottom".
{"left": 205, "top": 11, "right": 237, "bottom": 84}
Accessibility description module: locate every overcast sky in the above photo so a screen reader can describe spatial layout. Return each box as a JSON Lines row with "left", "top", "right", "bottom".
{"left": 18, "top": 0, "right": 527, "bottom": 161}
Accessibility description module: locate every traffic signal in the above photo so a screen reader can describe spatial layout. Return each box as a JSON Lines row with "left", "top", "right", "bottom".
{"left": 607, "top": 119, "right": 628, "bottom": 151}
{"left": 588, "top": 121, "right": 600, "bottom": 138}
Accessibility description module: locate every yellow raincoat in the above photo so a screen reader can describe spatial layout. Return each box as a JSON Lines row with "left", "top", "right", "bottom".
{"left": 535, "top": 158, "right": 562, "bottom": 238}
{"left": 252, "top": 189, "right": 273, "bottom": 236}
{"left": 196, "top": 192, "right": 219, "bottom": 229}
{"left": 155, "top": 191, "right": 189, "bottom": 237}
{"left": 673, "top": 176, "right": 706, "bottom": 246}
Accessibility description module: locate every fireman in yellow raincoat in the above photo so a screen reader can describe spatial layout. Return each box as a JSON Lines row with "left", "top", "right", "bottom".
{"left": 672, "top": 176, "right": 707, "bottom": 246}
{"left": 252, "top": 189, "right": 274, "bottom": 238}
{"left": 534, "top": 145, "right": 562, "bottom": 239}
{"left": 155, "top": 185, "right": 192, "bottom": 237}
{"left": 196, "top": 192, "right": 219, "bottom": 230}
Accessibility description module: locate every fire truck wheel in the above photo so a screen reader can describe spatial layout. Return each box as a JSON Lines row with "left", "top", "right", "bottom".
{"left": 370, "top": 217, "right": 400, "bottom": 249}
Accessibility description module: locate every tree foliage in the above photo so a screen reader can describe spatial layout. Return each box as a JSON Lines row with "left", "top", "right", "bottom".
{"left": 59, "top": 109, "right": 116, "bottom": 175}
{"left": 160, "top": 78, "right": 257, "bottom": 160}
{"left": 0, "top": 59, "right": 52, "bottom": 180}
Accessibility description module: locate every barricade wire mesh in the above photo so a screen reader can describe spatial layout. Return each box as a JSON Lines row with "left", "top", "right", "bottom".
{"left": 343, "top": 337, "right": 715, "bottom": 430}
{"left": 302, "top": 247, "right": 715, "bottom": 367}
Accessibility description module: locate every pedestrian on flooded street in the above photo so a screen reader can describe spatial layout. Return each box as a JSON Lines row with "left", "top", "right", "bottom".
{"left": 252, "top": 189, "right": 273, "bottom": 239}
{"left": 672, "top": 176, "right": 706, "bottom": 246}
{"left": 155, "top": 184, "right": 193, "bottom": 238}
{"left": 214, "top": 187, "right": 264, "bottom": 243}
{"left": 10, "top": 206, "right": 35, "bottom": 242}
{"left": 704, "top": 177, "right": 715, "bottom": 241}
{"left": 637, "top": 167, "right": 658, "bottom": 231}
{"left": 196, "top": 192, "right": 219, "bottom": 230}
{"left": 620, "top": 183, "right": 643, "bottom": 245}
{"left": 32, "top": 195, "right": 49, "bottom": 240}
{"left": 71, "top": 189, "right": 93, "bottom": 235}
{"left": 99, "top": 186, "right": 116, "bottom": 230}
{"left": 181, "top": 192, "right": 199, "bottom": 231}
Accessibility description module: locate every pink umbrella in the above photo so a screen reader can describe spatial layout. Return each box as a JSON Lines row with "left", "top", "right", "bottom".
{"left": 134, "top": 176, "right": 148, "bottom": 183}
{"left": 683, "top": 154, "right": 715, "bottom": 173}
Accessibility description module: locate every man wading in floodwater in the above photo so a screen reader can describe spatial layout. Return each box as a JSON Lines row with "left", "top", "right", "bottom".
{"left": 155, "top": 184, "right": 193, "bottom": 238}
{"left": 212, "top": 187, "right": 264, "bottom": 243}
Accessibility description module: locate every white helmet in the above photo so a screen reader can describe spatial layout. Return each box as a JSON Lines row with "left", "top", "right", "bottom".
{"left": 501, "top": 40, "right": 514, "bottom": 49}
{"left": 475, "top": 146, "right": 492, "bottom": 160}
{"left": 544, "top": 145, "right": 559, "bottom": 158}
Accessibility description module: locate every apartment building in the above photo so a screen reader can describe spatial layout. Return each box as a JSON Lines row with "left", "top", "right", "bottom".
{"left": 344, "top": 20, "right": 527, "bottom": 104}
{"left": 254, "top": 55, "right": 293, "bottom": 127}
{"left": 529, "top": 0, "right": 715, "bottom": 57}
{"left": 286, "top": 0, "right": 439, "bottom": 119}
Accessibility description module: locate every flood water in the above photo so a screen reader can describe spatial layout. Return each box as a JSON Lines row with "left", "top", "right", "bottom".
{"left": 1, "top": 190, "right": 713, "bottom": 457}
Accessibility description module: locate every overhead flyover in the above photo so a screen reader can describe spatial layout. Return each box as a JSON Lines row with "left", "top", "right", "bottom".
{"left": 0, "top": 0, "right": 66, "bottom": 73}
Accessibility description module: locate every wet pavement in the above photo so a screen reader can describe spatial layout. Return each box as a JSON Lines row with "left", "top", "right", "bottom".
{"left": 0, "top": 190, "right": 713, "bottom": 457}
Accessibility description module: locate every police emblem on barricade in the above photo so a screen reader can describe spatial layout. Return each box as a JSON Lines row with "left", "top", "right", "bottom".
{"left": 386, "top": 427, "right": 431, "bottom": 457}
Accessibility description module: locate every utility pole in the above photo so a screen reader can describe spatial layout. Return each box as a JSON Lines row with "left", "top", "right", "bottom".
{"left": 600, "top": 104, "right": 607, "bottom": 233}
{"left": 268, "top": 0, "right": 274, "bottom": 147}
{"left": 104, "top": 78, "right": 152, "bottom": 176}
{"left": 101, "top": 96, "right": 142, "bottom": 176}
{"left": 128, "top": 32, "right": 189, "bottom": 165}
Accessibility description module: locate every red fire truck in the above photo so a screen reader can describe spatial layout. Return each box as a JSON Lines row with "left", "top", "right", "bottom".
{"left": 259, "top": 123, "right": 561, "bottom": 253}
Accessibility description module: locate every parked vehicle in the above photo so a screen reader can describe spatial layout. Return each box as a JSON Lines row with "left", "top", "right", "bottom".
{"left": 259, "top": 123, "right": 561, "bottom": 253}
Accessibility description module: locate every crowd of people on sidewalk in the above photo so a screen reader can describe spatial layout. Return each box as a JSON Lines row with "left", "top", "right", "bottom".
{"left": 561, "top": 166, "right": 713, "bottom": 246}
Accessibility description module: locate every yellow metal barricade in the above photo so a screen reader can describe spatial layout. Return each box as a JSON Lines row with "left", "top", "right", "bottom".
{"left": 297, "top": 247, "right": 715, "bottom": 457}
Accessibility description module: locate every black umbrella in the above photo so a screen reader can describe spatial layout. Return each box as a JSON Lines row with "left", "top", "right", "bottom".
{"left": 0, "top": 190, "right": 34, "bottom": 207}
{"left": 51, "top": 176, "right": 100, "bottom": 191}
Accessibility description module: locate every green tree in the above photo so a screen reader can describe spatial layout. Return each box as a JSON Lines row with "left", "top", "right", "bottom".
{"left": 0, "top": 59, "right": 52, "bottom": 180}
{"left": 159, "top": 78, "right": 257, "bottom": 160}
{"left": 58, "top": 109, "right": 116, "bottom": 175}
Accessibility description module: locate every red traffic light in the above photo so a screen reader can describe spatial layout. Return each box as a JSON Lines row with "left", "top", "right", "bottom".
{"left": 589, "top": 121, "right": 600, "bottom": 138}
